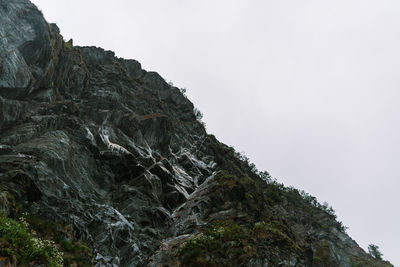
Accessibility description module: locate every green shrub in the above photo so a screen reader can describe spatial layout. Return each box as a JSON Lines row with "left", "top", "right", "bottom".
{"left": 64, "top": 41, "right": 72, "bottom": 50}
{"left": 178, "top": 222, "right": 251, "bottom": 266}
{"left": 24, "top": 215, "right": 93, "bottom": 266}
{"left": 0, "top": 214, "right": 63, "bottom": 266}
{"left": 252, "top": 221, "right": 300, "bottom": 251}
{"left": 368, "top": 244, "right": 383, "bottom": 260}
{"left": 178, "top": 220, "right": 301, "bottom": 266}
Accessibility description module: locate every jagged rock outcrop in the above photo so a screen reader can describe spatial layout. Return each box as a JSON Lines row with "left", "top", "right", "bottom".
{"left": 0, "top": 0, "right": 393, "bottom": 266}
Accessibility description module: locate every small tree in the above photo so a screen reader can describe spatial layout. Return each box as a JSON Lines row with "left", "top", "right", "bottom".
{"left": 368, "top": 244, "right": 383, "bottom": 260}
{"left": 193, "top": 107, "right": 206, "bottom": 129}
{"left": 193, "top": 107, "right": 203, "bottom": 121}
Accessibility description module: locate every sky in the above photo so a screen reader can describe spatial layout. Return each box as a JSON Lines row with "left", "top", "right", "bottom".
{"left": 31, "top": 0, "right": 399, "bottom": 265}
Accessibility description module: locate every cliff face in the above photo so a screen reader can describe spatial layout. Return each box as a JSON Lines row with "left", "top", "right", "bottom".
{"left": 0, "top": 1, "right": 393, "bottom": 266}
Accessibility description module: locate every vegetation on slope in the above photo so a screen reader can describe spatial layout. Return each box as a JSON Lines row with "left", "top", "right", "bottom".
{"left": 178, "top": 220, "right": 303, "bottom": 266}
{"left": 0, "top": 187, "right": 93, "bottom": 266}
{"left": 0, "top": 214, "right": 63, "bottom": 266}
{"left": 154, "top": 166, "right": 392, "bottom": 266}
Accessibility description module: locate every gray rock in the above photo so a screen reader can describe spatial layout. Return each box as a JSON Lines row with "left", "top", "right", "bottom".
{"left": 0, "top": 0, "right": 60, "bottom": 98}
{"left": 0, "top": 1, "right": 393, "bottom": 267}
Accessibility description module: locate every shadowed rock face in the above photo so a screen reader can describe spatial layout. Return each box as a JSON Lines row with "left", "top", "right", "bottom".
{"left": 0, "top": 0, "right": 58, "bottom": 98}
{"left": 0, "top": 1, "right": 393, "bottom": 266}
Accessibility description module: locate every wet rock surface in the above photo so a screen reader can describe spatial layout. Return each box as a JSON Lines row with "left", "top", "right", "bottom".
{"left": 0, "top": 0, "right": 393, "bottom": 266}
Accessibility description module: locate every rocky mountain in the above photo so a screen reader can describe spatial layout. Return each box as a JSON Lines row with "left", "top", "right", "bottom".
{"left": 0, "top": 0, "right": 393, "bottom": 266}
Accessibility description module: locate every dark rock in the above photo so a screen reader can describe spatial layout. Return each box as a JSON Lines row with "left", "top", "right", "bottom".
{"left": 0, "top": 0, "right": 60, "bottom": 98}
{"left": 0, "top": 1, "right": 393, "bottom": 267}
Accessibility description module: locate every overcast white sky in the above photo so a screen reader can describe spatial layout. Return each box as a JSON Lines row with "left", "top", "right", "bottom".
{"left": 31, "top": 0, "right": 399, "bottom": 264}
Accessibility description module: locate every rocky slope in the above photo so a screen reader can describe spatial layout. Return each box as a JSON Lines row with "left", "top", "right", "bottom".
{"left": 0, "top": 0, "right": 393, "bottom": 266}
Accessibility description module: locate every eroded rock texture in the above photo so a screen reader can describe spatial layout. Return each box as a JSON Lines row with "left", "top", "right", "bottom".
{"left": 0, "top": 0, "right": 393, "bottom": 266}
